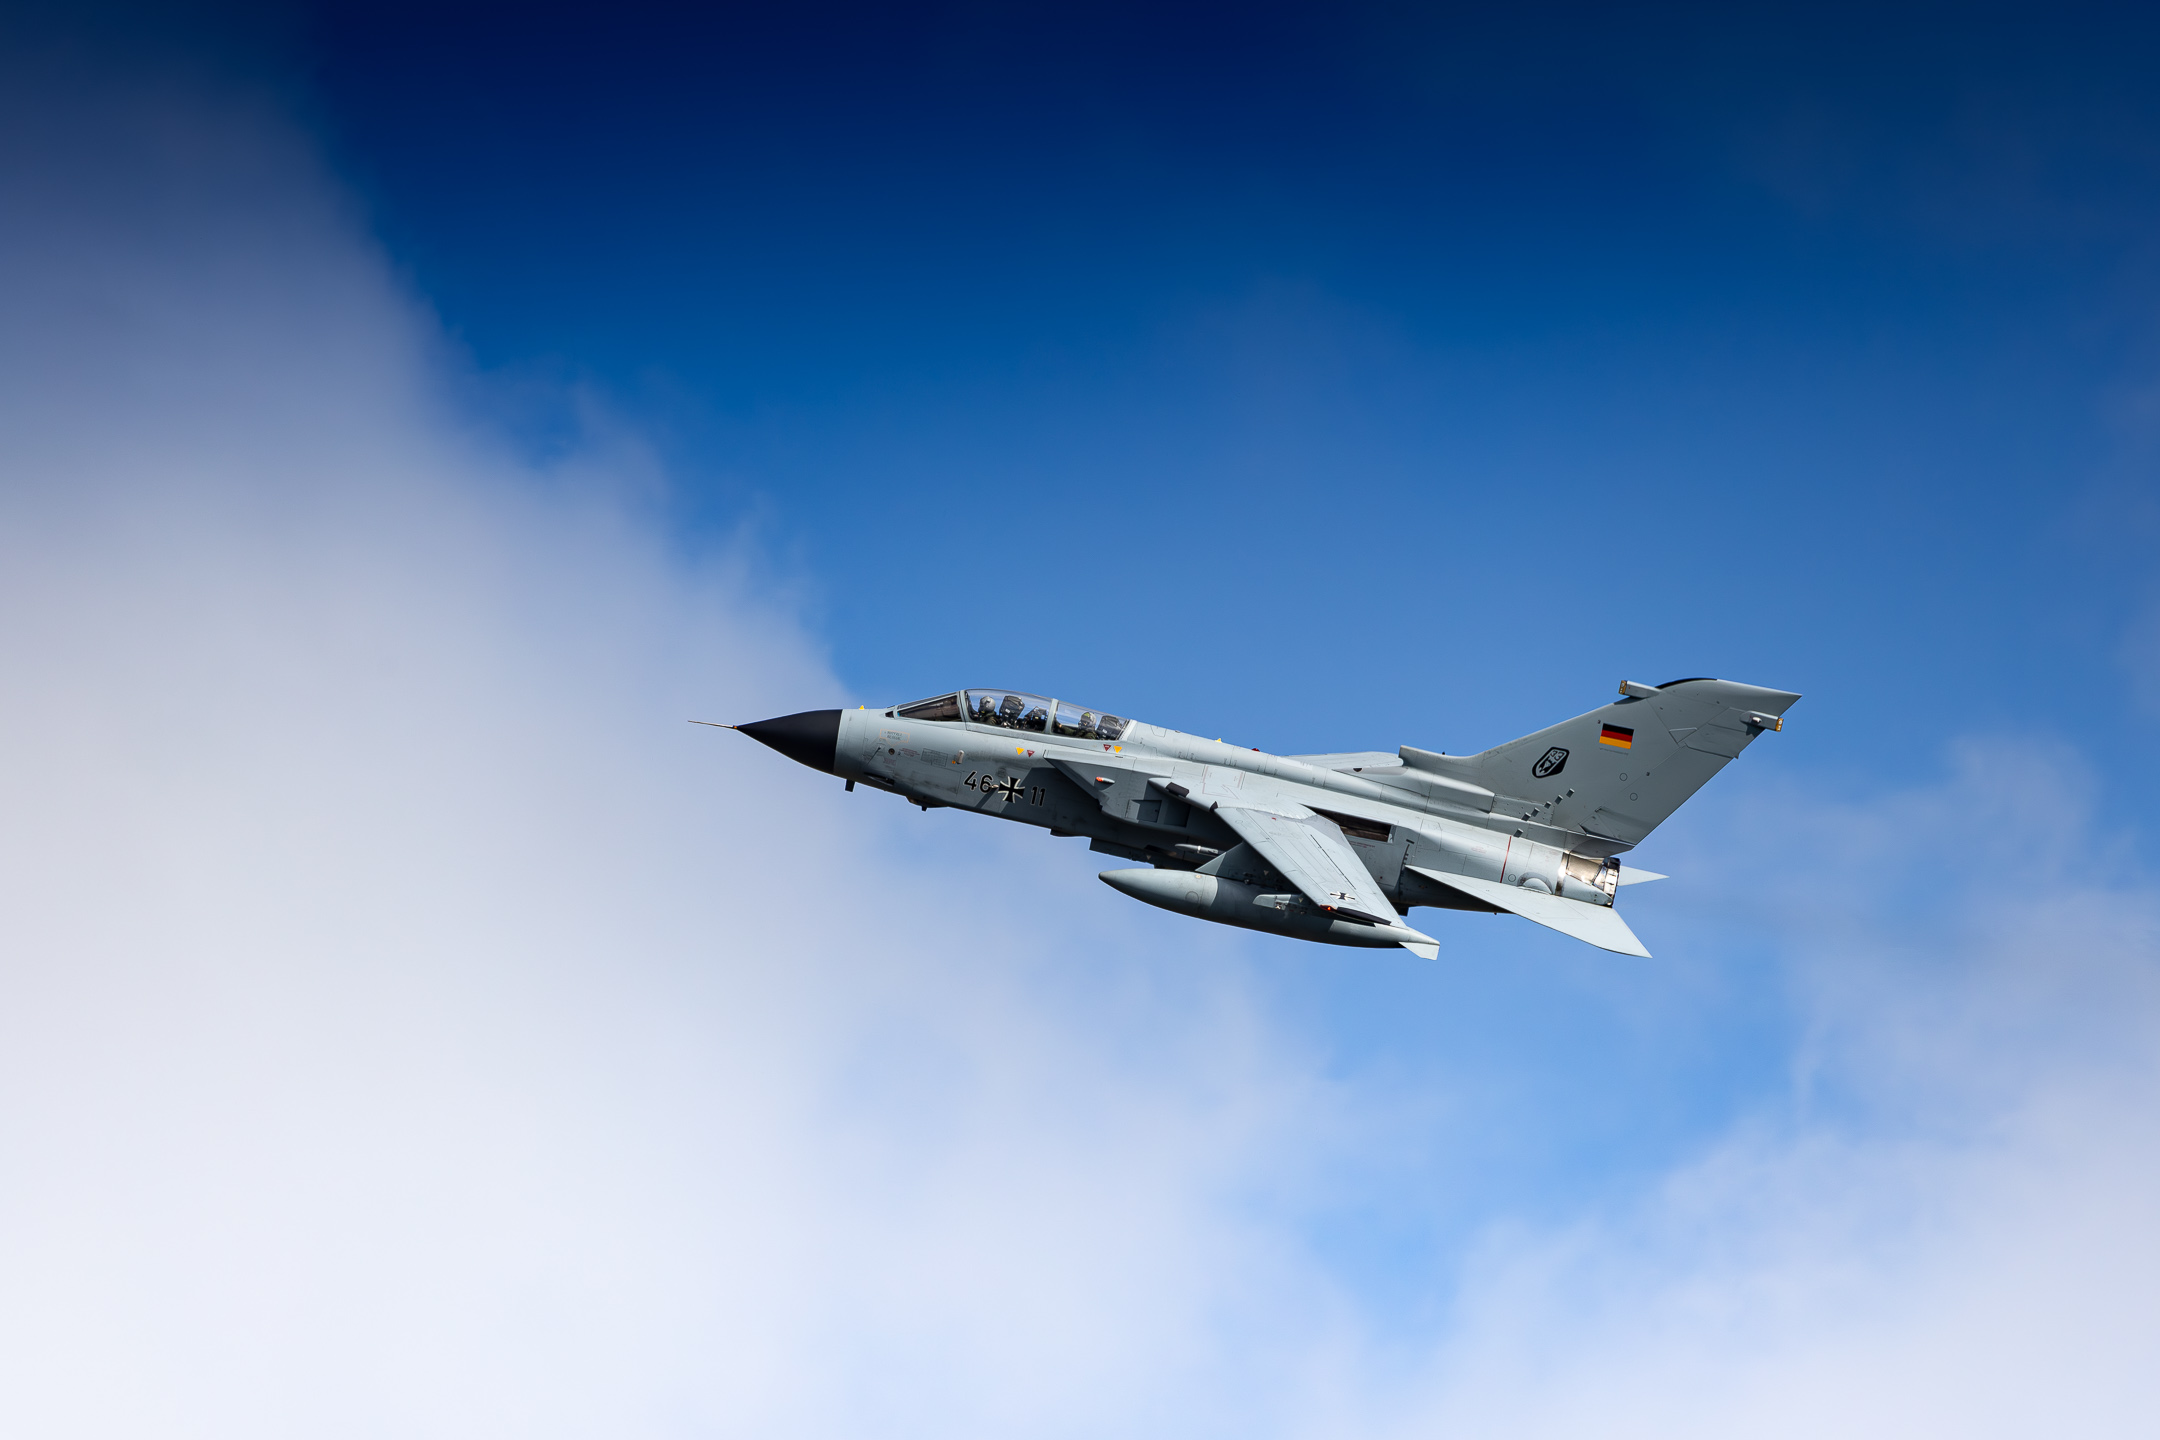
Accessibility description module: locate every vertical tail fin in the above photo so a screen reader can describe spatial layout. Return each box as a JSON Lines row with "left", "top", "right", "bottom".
{"left": 1403, "top": 678, "right": 1800, "bottom": 851}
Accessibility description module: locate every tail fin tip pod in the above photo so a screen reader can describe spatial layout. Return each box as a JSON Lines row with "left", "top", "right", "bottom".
{"left": 1404, "top": 677, "right": 1800, "bottom": 850}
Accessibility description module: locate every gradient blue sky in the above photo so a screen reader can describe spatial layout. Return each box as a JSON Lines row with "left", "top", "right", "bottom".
{"left": 6, "top": 3, "right": 2160, "bottom": 1432}
{"left": 290, "top": 0, "right": 2160, "bottom": 1259}
{"left": 288, "top": 2, "right": 2160, "bottom": 754}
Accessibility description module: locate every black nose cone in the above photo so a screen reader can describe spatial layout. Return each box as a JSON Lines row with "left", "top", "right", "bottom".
{"left": 737, "top": 709, "right": 842, "bottom": 774}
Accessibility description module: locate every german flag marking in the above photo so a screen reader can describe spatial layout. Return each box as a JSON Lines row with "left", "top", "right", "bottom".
{"left": 1599, "top": 723, "right": 1635, "bottom": 749}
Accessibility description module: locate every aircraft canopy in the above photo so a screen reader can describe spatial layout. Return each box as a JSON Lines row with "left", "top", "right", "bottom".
{"left": 894, "top": 690, "right": 1127, "bottom": 741}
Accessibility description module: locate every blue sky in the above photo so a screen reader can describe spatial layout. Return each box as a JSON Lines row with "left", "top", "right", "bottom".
{"left": 294, "top": 0, "right": 2160, "bottom": 1241}
{"left": 282, "top": 1, "right": 2157, "bottom": 767}
{"left": 4, "top": 3, "right": 2160, "bottom": 1434}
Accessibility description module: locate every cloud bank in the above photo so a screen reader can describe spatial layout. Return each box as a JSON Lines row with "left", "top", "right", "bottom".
{"left": 0, "top": 67, "right": 1344, "bottom": 1439}
{"left": 1370, "top": 743, "right": 2160, "bottom": 1438}
{"left": 2, "top": 56, "right": 2157, "bottom": 1440}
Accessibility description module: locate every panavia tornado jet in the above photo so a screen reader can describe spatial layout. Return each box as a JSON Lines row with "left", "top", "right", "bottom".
{"left": 712, "top": 678, "right": 1798, "bottom": 958}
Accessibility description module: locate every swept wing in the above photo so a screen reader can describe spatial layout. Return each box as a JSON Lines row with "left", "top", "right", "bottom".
{"left": 1211, "top": 805, "right": 1437, "bottom": 953}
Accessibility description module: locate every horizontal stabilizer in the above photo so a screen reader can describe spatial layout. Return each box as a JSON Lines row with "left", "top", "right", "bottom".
{"left": 1405, "top": 866, "right": 1651, "bottom": 957}
{"left": 1617, "top": 866, "right": 1667, "bottom": 885}
{"left": 1400, "top": 938, "right": 1439, "bottom": 959}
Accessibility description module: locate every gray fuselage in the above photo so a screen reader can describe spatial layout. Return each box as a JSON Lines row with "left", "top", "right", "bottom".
{"left": 727, "top": 675, "right": 1798, "bottom": 954}
{"left": 834, "top": 698, "right": 1608, "bottom": 916}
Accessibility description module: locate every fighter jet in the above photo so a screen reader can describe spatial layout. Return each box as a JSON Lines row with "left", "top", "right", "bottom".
{"left": 712, "top": 677, "right": 1798, "bottom": 958}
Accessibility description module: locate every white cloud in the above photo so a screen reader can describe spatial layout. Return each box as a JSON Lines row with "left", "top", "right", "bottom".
{"left": 4, "top": 53, "right": 2159, "bottom": 1440}
{"left": 1381, "top": 1058, "right": 2160, "bottom": 1438}
{"left": 1334, "top": 746, "right": 2160, "bottom": 1438}
{"left": 0, "top": 65, "right": 1349, "bottom": 1440}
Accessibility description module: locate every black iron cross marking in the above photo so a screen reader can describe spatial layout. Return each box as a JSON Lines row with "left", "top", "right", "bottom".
{"left": 1329, "top": 890, "right": 1354, "bottom": 901}
{"left": 992, "top": 777, "right": 1025, "bottom": 803}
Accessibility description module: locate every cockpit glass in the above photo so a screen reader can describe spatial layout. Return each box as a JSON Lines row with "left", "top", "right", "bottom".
{"left": 965, "top": 690, "right": 1049, "bottom": 733}
{"left": 1052, "top": 700, "right": 1127, "bottom": 742}
{"left": 895, "top": 693, "right": 961, "bottom": 722}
